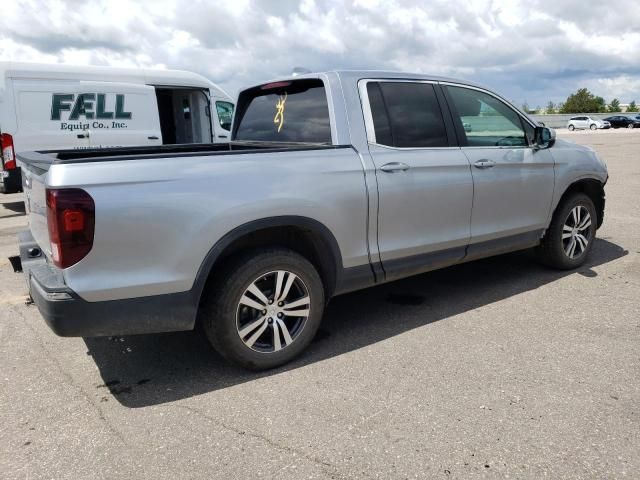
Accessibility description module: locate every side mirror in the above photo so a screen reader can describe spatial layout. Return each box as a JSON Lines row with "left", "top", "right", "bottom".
{"left": 534, "top": 126, "right": 555, "bottom": 149}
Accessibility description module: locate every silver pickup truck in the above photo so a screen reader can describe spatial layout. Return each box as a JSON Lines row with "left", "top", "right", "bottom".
{"left": 17, "top": 71, "right": 608, "bottom": 370}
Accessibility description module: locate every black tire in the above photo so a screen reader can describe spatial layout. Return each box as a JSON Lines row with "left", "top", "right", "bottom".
{"left": 537, "top": 193, "right": 597, "bottom": 269}
{"left": 590, "top": 124, "right": 597, "bottom": 130}
{"left": 568, "top": 124, "right": 575, "bottom": 131}
{"left": 200, "top": 248, "right": 325, "bottom": 370}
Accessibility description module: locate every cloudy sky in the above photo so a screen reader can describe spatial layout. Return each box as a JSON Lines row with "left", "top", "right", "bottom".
{"left": 1, "top": 0, "right": 639, "bottom": 107}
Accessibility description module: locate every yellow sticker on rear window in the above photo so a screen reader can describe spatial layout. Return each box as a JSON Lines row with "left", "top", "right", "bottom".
{"left": 274, "top": 93, "right": 287, "bottom": 132}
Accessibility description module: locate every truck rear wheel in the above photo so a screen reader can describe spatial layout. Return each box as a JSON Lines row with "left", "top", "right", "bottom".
{"left": 537, "top": 193, "right": 597, "bottom": 269}
{"left": 200, "top": 248, "right": 325, "bottom": 370}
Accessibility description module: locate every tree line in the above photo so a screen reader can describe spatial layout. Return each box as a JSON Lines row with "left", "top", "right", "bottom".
{"left": 522, "top": 88, "right": 638, "bottom": 114}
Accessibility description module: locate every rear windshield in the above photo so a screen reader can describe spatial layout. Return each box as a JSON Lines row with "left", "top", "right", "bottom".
{"left": 234, "top": 79, "right": 331, "bottom": 143}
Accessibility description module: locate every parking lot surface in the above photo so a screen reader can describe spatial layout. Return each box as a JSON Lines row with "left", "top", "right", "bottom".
{"left": 1, "top": 130, "right": 638, "bottom": 479}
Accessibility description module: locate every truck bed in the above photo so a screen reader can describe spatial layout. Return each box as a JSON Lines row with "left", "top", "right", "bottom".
{"left": 18, "top": 142, "right": 347, "bottom": 168}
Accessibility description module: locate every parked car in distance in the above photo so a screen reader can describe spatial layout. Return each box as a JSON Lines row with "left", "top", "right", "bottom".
{"left": 567, "top": 116, "right": 610, "bottom": 131}
{"left": 603, "top": 115, "right": 640, "bottom": 129}
{"left": 0, "top": 62, "right": 234, "bottom": 194}
{"left": 17, "top": 71, "right": 608, "bottom": 370}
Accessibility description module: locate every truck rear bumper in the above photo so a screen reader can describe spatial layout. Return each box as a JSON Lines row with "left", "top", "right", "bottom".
{"left": 19, "top": 230, "right": 197, "bottom": 337}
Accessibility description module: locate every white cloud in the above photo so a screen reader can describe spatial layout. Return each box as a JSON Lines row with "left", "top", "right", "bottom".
{"left": 1, "top": 0, "right": 639, "bottom": 103}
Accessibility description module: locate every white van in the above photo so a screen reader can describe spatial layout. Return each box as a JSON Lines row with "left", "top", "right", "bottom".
{"left": 0, "top": 62, "right": 234, "bottom": 193}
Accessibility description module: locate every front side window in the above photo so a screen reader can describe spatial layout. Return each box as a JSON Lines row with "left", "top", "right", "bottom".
{"left": 234, "top": 79, "right": 331, "bottom": 143}
{"left": 445, "top": 85, "right": 528, "bottom": 147}
{"left": 366, "top": 81, "right": 448, "bottom": 148}
{"left": 216, "top": 101, "right": 234, "bottom": 131}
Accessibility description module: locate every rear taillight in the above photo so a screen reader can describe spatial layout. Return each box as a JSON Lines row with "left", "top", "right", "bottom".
{"left": 1, "top": 133, "right": 16, "bottom": 170}
{"left": 46, "top": 188, "right": 95, "bottom": 269}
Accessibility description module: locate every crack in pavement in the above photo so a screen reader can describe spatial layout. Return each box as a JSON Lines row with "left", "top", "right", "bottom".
{"left": 164, "top": 403, "right": 354, "bottom": 479}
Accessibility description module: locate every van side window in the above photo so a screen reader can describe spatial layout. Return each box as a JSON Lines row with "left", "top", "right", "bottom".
{"left": 445, "top": 85, "right": 528, "bottom": 147}
{"left": 367, "top": 82, "right": 448, "bottom": 148}
{"left": 216, "top": 101, "right": 234, "bottom": 131}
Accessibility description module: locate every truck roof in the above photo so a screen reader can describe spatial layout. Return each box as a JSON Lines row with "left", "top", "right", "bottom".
{"left": 240, "top": 69, "right": 528, "bottom": 124}
{"left": 0, "top": 61, "right": 231, "bottom": 99}
{"left": 246, "top": 69, "right": 491, "bottom": 92}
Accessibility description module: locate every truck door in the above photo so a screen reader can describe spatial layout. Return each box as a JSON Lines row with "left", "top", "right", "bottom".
{"left": 360, "top": 80, "right": 473, "bottom": 281}
{"left": 441, "top": 84, "right": 555, "bottom": 252}
{"left": 83, "top": 82, "right": 162, "bottom": 148}
{"left": 12, "top": 78, "right": 92, "bottom": 150}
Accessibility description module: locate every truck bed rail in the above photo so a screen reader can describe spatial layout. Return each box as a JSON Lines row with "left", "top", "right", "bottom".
{"left": 17, "top": 142, "right": 351, "bottom": 166}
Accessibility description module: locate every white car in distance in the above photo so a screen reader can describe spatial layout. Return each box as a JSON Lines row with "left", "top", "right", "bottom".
{"left": 567, "top": 116, "right": 611, "bottom": 131}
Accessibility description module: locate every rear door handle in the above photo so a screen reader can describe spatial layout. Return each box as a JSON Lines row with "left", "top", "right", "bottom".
{"left": 473, "top": 159, "right": 496, "bottom": 169}
{"left": 148, "top": 136, "right": 159, "bottom": 140}
{"left": 380, "top": 162, "right": 410, "bottom": 173}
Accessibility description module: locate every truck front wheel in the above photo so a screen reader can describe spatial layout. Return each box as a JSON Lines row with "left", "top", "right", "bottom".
{"left": 200, "top": 248, "right": 325, "bottom": 370}
{"left": 537, "top": 193, "right": 597, "bottom": 269}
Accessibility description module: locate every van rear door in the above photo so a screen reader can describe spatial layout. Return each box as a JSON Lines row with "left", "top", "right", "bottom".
{"left": 83, "top": 82, "right": 162, "bottom": 148}
{"left": 12, "top": 78, "right": 92, "bottom": 150}
{"left": 12, "top": 80, "right": 162, "bottom": 151}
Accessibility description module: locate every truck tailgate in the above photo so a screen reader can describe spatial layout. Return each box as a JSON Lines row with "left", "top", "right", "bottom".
{"left": 18, "top": 152, "right": 53, "bottom": 259}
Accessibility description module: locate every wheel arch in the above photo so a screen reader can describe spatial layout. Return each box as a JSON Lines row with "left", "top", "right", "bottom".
{"left": 192, "top": 216, "right": 344, "bottom": 308}
{"left": 553, "top": 178, "right": 605, "bottom": 229}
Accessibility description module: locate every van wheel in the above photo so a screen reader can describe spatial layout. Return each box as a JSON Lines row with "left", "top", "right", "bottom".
{"left": 200, "top": 248, "right": 325, "bottom": 370}
{"left": 568, "top": 124, "right": 575, "bottom": 131}
{"left": 537, "top": 193, "right": 597, "bottom": 270}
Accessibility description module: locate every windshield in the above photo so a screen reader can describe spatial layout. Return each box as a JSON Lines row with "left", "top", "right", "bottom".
{"left": 234, "top": 79, "right": 331, "bottom": 143}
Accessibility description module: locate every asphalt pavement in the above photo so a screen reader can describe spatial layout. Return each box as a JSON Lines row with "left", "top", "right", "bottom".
{"left": 1, "top": 129, "right": 638, "bottom": 479}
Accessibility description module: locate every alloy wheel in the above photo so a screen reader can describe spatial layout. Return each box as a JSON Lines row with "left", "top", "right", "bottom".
{"left": 236, "top": 270, "right": 311, "bottom": 353}
{"left": 562, "top": 205, "right": 592, "bottom": 259}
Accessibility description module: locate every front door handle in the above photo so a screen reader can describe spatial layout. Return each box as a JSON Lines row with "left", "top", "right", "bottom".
{"left": 473, "top": 159, "right": 496, "bottom": 169}
{"left": 380, "top": 162, "right": 410, "bottom": 173}
{"left": 148, "top": 136, "right": 159, "bottom": 140}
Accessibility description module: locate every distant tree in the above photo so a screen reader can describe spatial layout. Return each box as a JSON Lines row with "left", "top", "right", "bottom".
{"left": 546, "top": 101, "right": 555, "bottom": 114}
{"left": 608, "top": 98, "right": 621, "bottom": 112}
{"left": 594, "top": 96, "right": 606, "bottom": 113}
{"left": 627, "top": 100, "right": 638, "bottom": 112}
{"left": 560, "top": 88, "right": 605, "bottom": 113}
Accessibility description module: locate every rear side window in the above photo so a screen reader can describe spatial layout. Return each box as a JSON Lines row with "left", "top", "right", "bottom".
{"left": 234, "top": 79, "right": 331, "bottom": 143}
{"left": 366, "top": 82, "right": 448, "bottom": 148}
